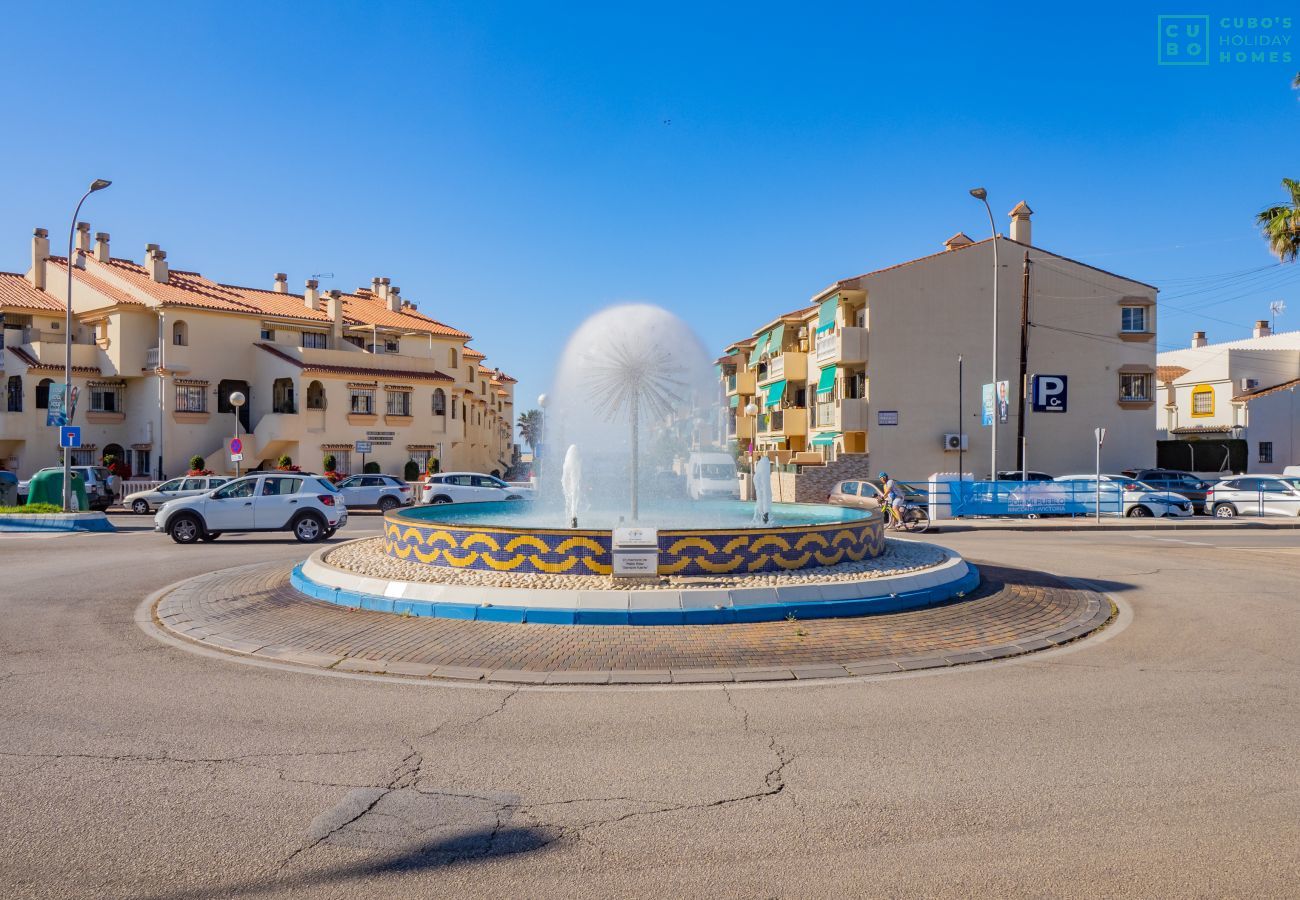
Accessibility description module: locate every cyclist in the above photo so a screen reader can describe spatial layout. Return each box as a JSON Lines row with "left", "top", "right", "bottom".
{"left": 879, "top": 471, "right": 905, "bottom": 527}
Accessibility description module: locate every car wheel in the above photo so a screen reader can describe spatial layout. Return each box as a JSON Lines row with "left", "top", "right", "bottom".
{"left": 378, "top": 496, "right": 399, "bottom": 513}
{"left": 1126, "top": 505, "right": 1152, "bottom": 518}
{"left": 169, "top": 515, "right": 202, "bottom": 544}
{"left": 505, "top": 494, "right": 523, "bottom": 501}
{"left": 293, "top": 514, "right": 325, "bottom": 543}
{"left": 323, "top": 526, "right": 338, "bottom": 539}
{"left": 200, "top": 531, "right": 222, "bottom": 542}
{"left": 131, "top": 499, "right": 150, "bottom": 514}
{"left": 431, "top": 494, "right": 453, "bottom": 504}
{"left": 1212, "top": 503, "right": 1237, "bottom": 519}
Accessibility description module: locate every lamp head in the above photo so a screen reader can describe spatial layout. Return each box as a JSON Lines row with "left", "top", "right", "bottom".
{"left": 229, "top": 391, "right": 246, "bottom": 408}
{"left": 968, "top": 187, "right": 987, "bottom": 201}
{"left": 90, "top": 179, "right": 112, "bottom": 192}
{"left": 537, "top": 393, "right": 548, "bottom": 408}
{"left": 744, "top": 402, "right": 758, "bottom": 416}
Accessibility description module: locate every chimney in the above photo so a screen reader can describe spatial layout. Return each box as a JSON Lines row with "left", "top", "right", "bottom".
{"left": 144, "top": 244, "right": 169, "bottom": 284}
{"left": 1008, "top": 201, "right": 1033, "bottom": 245}
{"left": 94, "top": 232, "right": 111, "bottom": 263}
{"left": 1254, "top": 319, "right": 1271, "bottom": 338}
{"left": 29, "top": 227, "right": 50, "bottom": 290}
{"left": 75, "top": 221, "right": 91, "bottom": 253}
{"left": 387, "top": 284, "right": 402, "bottom": 313}
{"left": 1192, "top": 331, "right": 1207, "bottom": 348}
{"left": 273, "top": 272, "right": 288, "bottom": 293}
{"left": 303, "top": 278, "right": 320, "bottom": 311}
{"left": 370, "top": 276, "right": 382, "bottom": 296}
{"left": 325, "top": 289, "right": 344, "bottom": 340}
{"left": 943, "top": 231, "right": 974, "bottom": 251}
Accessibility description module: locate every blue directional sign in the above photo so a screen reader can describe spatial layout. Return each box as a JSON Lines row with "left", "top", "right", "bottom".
{"left": 1032, "top": 375, "right": 1068, "bottom": 413}
{"left": 59, "top": 426, "right": 81, "bottom": 449}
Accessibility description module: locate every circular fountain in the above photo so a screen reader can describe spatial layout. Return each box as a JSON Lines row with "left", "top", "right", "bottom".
{"left": 294, "top": 304, "right": 977, "bottom": 624}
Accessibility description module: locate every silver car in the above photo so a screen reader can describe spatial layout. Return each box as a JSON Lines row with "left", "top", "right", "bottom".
{"left": 335, "top": 474, "right": 414, "bottom": 512}
{"left": 123, "top": 476, "right": 230, "bottom": 514}
{"left": 1205, "top": 475, "right": 1300, "bottom": 518}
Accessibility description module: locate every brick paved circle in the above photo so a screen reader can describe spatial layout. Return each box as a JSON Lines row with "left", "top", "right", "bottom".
{"left": 151, "top": 561, "right": 1113, "bottom": 685}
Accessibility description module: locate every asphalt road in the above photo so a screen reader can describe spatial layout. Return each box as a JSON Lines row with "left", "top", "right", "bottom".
{"left": 1, "top": 515, "right": 1297, "bottom": 898}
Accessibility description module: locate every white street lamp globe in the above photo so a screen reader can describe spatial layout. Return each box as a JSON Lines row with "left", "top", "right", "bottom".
{"left": 537, "top": 393, "right": 548, "bottom": 408}
{"left": 744, "top": 401, "right": 758, "bottom": 416}
{"left": 230, "top": 391, "right": 246, "bottom": 408}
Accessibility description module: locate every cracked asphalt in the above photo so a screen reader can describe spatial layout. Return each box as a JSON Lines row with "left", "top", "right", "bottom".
{"left": 1, "top": 517, "right": 1298, "bottom": 898}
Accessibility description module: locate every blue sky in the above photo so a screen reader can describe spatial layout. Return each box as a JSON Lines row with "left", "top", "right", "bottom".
{"left": 2, "top": 2, "right": 1297, "bottom": 409}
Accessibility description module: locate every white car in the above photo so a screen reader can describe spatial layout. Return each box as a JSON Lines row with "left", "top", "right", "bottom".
{"left": 335, "top": 474, "right": 415, "bottom": 512}
{"left": 1204, "top": 475, "right": 1300, "bottom": 518}
{"left": 154, "top": 472, "right": 348, "bottom": 543}
{"left": 421, "top": 472, "right": 528, "bottom": 504}
{"left": 1053, "top": 475, "right": 1194, "bottom": 518}
{"left": 124, "top": 475, "right": 230, "bottom": 514}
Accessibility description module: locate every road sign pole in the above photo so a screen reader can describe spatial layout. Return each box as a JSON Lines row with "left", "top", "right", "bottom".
{"left": 1094, "top": 427, "right": 1106, "bottom": 523}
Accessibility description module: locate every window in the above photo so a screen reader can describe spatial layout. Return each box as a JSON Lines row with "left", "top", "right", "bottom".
{"left": 448, "top": 348, "right": 458, "bottom": 368}
{"left": 409, "top": 449, "right": 430, "bottom": 470}
{"left": 332, "top": 450, "right": 352, "bottom": 475}
{"left": 135, "top": 448, "right": 152, "bottom": 477}
{"left": 386, "top": 390, "right": 411, "bottom": 416}
{"left": 1120, "top": 373, "right": 1150, "bottom": 402}
{"left": 35, "top": 378, "right": 52, "bottom": 409}
{"left": 1121, "top": 306, "right": 1147, "bottom": 333}
{"left": 70, "top": 448, "right": 94, "bottom": 466}
{"left": 1191, "top": 385, "right": 1214, "bottom": 417}
{"left": 213, "top": 479, "right": 257, "bottom": 499}
{"left": 159, "top": 479, "right": 184, "bottom": 492}
{"left": 90, "top": 383, "right": 123, "bottom": 413}
{"left": 432, "top": 388, "right": 446, "bottom": 416}
{"left": 306, "top": 380, "right": 325, "bottom": 410}
{"left": 261, "top": 477, "right": 303, "bottom": 496}
{"left": 260, "top": 328, "right": 275, "bottom": 341}
{"left": 350, "top": 388, "right": 375, "bottom": 415}
{"left": 272, "top": 377, "right": 296, "bottom": 414}
{"left": 172, "top": 320, "right": 188, "bottom": 346}
{"left": 6, "top": 375, "right": 22, "bottom": 412}
{"left": 1260, "top": 441, "right": 1274, "bottom": 464}
{"left": 344, "top": 335, "right": 366, "bottom": 348}
{"left": 301, "top": 331, "right": 328, "bottom": 349}
{"left": 175, "top": 385, "right": 207, "bottom": 412}
{"left": 181, "top": 478, "right": 206, "bottom": 491}
{"left": 384, "top": 338, "right": 399, "bottom": 353}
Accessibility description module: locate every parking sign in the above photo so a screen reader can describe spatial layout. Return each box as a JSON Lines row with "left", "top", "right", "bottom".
{"left": 1032, "top": 375, "right": 1067, "bottom": 413}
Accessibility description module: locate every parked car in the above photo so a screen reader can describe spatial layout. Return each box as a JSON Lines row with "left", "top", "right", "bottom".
{"left": 421, "top": 472, "right": 527, "bottom": 504}
{"left": 1121, "top": 469, "right": 1212, "bottom": 513}
{"left": 828, "top": 479, "right": 926, "bottom": 510}
{"left": 1052, "top": 475, "right": 1193, "bottom": 518}
{"left": 686, "top": 451, "right": 739, "bottom": 500}
{"left": 0, "top": 470, "right": 17, "bottom": 506}
{"left": 1204, "top": 475, "right": 1300, "bottom": 518}
{"left": 18, "top": 466, "right": 116, "bottom": 511}
{"left": 992, "top": 470, "right": 1056, "bottom": 482}
{"left": 154, "top": 472, "right": 347, "bottom": 543}
{"left": 122, "top": 475, "right": 230, "bottom": 514}
{"left": 335, "top": 474, "right": 414, "bottom": 511}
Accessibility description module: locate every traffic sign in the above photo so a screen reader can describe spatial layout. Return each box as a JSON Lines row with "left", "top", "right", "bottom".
{"left": 1032, "top": 375, "right": 1068, "bottom": 413}
{"left": 59, "top": 426, "right": 81, "bottom": 449}
{"left": 230, "top": 437, "right": 243, "bottom": 454}
{"left": 230, "top": 452, "right": 244, "bottom": 463}
{"left": 355, "top": 440, "right": 373, "bottom": 454}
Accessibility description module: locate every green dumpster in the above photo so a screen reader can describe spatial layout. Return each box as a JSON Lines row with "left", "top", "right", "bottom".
{"left": 27, "top": 469, "right": 88, "bottom": 510}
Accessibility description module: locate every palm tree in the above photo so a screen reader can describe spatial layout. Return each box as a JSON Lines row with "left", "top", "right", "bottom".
{"left": 1256, "top": 178, "right": 1300, "bottom": 263}
{"left": 517, "top": 408, "right": 543, "bottom": 453}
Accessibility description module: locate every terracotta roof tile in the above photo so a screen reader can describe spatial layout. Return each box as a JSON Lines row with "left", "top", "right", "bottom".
{"left": 254, "top": 342, "right": 453, "bottom": 382}
{"left": 1170, "top": 424, "right": 1233, "bottom": 435}
{"left": 1157, "top": 365, "right": 1190, "bottom": 383}
{"left": 0, "top": 273, "right": 62, "bottom": 312}
{"left": 462, "top": 346, "right": 486, "bottom": 360}
{"left": 340, "top": 289, "right": 471, "bottom": 339}
{"left": 6, "top": 345, "right": 101, "bottom": 375}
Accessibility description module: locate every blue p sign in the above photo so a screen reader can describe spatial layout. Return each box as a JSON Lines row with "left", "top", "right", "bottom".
{"left": 1032, "top": 375, "right": 1067, "bottom": 413}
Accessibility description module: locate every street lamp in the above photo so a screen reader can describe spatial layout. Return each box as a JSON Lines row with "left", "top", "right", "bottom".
{"left": 536, "top": 393, "right": 548, "bottom": 482}
{"left": 743, "top": 399, "right": 759, "bottom": 489}
{"left": 62, "top": 178, "right": 112, "bottom": 512}
{"left": 969, "top": 187, "right": 999, "bottom": 481}
{"left": 229, "top": 391, "right": 246, "bottom": 477}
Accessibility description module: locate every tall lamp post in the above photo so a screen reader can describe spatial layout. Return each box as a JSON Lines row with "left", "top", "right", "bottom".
{"left": 536, "top": 393, "right": 548, "bottom": 483}
{"left": 62, "top": 179, "right": 112, "bottom": 512}
{"left": 969, "top": 187, "right": 999, "bottom": 481}
{"left": 744, "top": 399, "right": 758, "bottom": 495}
{"left": 229, "top": 391, "right": 246, "bottom": 477}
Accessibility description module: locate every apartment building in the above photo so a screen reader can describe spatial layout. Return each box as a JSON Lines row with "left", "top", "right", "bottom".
{"left": 1157, "top": 324, "right": 1300, "bottom": 473}
{"left": 0, "top": 224, "right": 516, "bottom": 479}
{"left": 721, "top": 202, "right": 1159, "bottom": 479}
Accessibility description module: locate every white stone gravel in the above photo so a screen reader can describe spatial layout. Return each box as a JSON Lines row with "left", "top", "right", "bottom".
{"left": 323, "top": 536, "right": 946, "bottom": 591}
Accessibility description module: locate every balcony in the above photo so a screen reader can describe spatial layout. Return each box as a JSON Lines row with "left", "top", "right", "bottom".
{"left": 724, "top": 369, "right": 756, "bottom": 396}
{"left": 812, "top": 326, "right": 868, "bottom": 365}
{"left": 730, "top": 413, "right": 755, "bottom": 440}
{"left": 758, "top": 351, "right": 807, "bottom": 385}
{"left": 811, "top": 397, "right": 868, "bottom": 432}
{"left": 15, "top": 337, "right": 101, "bottom": 371}
{"left": 758, "top": 407, "right": 808, "bottom": 438}
{"left": 145, "top": 344, "right": 191, "bottom": 373}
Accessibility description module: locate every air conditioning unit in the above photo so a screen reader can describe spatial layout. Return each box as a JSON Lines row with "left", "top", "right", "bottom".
{"left": 942, "top": 433, "right": 968, "bottom": 451}
{"left": 1240, "top": 378, "right": 1259, "bottom": 392}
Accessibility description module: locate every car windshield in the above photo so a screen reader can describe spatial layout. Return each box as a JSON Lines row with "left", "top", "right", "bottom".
{"left": 92, "top": 468, "right": 110, "bottom": 481}
{"left": 699, "top": 464, "right": 734, "bottom": 479}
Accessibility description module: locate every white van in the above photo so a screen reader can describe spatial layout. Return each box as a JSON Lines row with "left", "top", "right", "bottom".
{"left": 686, "top": 451, "right": 739, "bottom": 500}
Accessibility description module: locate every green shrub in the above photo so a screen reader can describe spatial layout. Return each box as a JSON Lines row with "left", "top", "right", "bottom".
{"left": 323, "top": 454, "right": 337, "bottom": 473}
{"left": 426, "top": 457, "right": 441, "bottom": 475}
{"left": 403, "top": 460, "right": 420, "bottom": 481}
{"left": 276, "top": 454, "right": 293, "bottom": 469}
{"left": 363, "top": 461, "right": 381, "bottom": 474}
{"left": 2, "top": 503, "right": 63, "bottom": 514}
{"left": 189, "top": 455, "right": 204, "bottom": 472}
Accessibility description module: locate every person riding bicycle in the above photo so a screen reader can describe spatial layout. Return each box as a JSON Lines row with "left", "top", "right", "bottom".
{"left": 880, "top": 471, "right": 905, "bottom": 525}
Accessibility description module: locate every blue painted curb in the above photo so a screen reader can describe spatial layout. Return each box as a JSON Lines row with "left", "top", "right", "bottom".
{"left": 0, "top": 513, "right": 116, "bottom": 533}
{"left": 289, "top": 564, "right": 981, "bottom": 626}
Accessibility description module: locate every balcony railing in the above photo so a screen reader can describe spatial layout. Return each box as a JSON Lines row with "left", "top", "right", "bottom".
{"left": 758, "top": 351, "right": 807, "bottom": 384}
{"left": 813, "top": 326, "right": 868, "bottom": 365}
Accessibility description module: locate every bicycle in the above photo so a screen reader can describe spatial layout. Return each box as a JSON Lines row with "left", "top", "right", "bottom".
{"left": 884, "top": 501, "right": 930, "bottom": 534}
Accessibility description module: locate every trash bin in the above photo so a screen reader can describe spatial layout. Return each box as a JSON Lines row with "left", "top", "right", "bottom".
{"left": 27, "top": 468, "right": 87, "bottom": 510}
{"left": 0, "top": 472, "right": 17, "bottom": 507}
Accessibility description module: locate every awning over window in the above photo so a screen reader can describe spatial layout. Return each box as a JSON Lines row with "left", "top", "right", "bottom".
{"left": 810, "top": 431, "right": 841, "bottom": 447}
{"left": 817, "top": 295, "right": 838, "bottom": 333}
{"left": 748, "top": 332, "right": 770, "bottom": 365}
{"left": 764, "top": 378, "right": 787, "bottom": 405}
{"left": 729, "top": 393, "right": 740, "bottom": 408}
{"left": 769, "top": 324, "right": 786, "bottom": 353}
{"left": 816, "top": 365, "right": 837, "bottom": 396}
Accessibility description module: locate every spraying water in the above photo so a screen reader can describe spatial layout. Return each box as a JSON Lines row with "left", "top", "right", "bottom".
{"left": 561, "top": 444, "right": 582, "bottom": 528}
{"left": 752, "top": 454, "right": 773, "bottom": 526}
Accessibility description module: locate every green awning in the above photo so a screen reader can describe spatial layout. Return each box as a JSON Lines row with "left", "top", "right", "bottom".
{"left": 816, "top": 365, "right": 837, "bottom": 396}
{"left": 769, "top": 323, "right": 786, "bottom": 353}
{"left": 817, "top": 295, "right": 838, "bottom": 333}
{"left": 747, "top": 332, "right": 770, "bottom": 365}
{"left": 764, "top": 378, "right": 787, "bottom": 406}
{"left": 728, "top": 393, "right": 740, "bottom": 408}
{"left": 810, "top": 431, "right": 841, "bottom": 447}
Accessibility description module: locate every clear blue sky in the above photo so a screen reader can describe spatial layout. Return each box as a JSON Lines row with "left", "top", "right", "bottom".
{"left": 2, "top": 2, "right": 1296, "bottom": 409}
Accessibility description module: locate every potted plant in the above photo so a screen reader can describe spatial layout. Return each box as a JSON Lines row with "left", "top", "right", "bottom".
{"left": 403, "top": 459, "right": 420, "bottom": 482}
{"left": 322, "top": 453, "right": 345, "bottom": 484}
{"left": 187, "top": 455, "right": 214, "bottom": 477}
{"left": 276, "top": 454, "right": 301, "bottom": 472}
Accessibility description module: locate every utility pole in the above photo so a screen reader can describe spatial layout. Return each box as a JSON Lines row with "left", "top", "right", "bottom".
{"left": 1016, "top": 251, "right": 1031, "bottom": 474}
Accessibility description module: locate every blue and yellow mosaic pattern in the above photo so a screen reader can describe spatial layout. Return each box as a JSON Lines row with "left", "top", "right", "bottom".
{"left": 383, "top": 514, "right": 885, "bottom": 576}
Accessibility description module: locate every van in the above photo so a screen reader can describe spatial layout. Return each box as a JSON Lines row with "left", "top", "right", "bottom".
{"left": 686, "top": 451, "right": 739, "bottom": 500}
{"left": 1283, "top": 465, "right": 1300, "bottom": 478}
